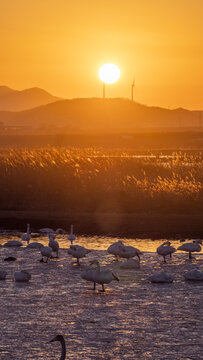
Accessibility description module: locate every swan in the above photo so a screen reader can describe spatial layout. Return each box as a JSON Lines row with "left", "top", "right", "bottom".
{"left": 27, "top": 241, "right": 43, "bottom": 250}
{"left": 68, "top": 224, "right": 76, "bottom": 244}
{"left": 82, "top": 259, "right": 119, "bottom": 292}
{"left": 120, "top": 258, "right": 140, "bottom": 269}
{"left": 0, "top": 270, "right": 7, "bottom": 280}
{"left": 118, "top": 245, "right": 143, "bottom": 261}
{"left": 177, "top": 239, "right": 202, "bottom": 259}
{"left": 107, "top": 241, "right": 125, "bottom": 260}
{"left": 14, "top": 270, "right": 31, "bottom": 282}
{"left": 49, "top": 234, "right": 59, "bottom": 257}
{"left": 39, "top": 228, "right": 55, "bottom": 235}
{"left": 157, "top": 241, "right": 176, "bottom": 263}
{"left": 67, "top": 245, "right": 91, "bottom": 265}
{"left": 55, "top": 228, "right": 66, "bottom": 234}
{"left": 21, "top": 223, "right": 31, "bottom": 244}
{"left": 50, "top": 334, "right": 66, "bottom": 360}
{"left": 40, "top": 245, "right": 52, "bottom": 262}
{"left": 148, "top": 271, "right": 174, "bottom": 283}
{"left": 4, "top": 240, "right": 22, "bottom": 247}
{"left": 184, "top": 269, "right": 203, "bottom": 281}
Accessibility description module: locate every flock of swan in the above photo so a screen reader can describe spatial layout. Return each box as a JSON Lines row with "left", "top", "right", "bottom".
{"left": 0, "top": 224, "right": 203, "bottom": 286}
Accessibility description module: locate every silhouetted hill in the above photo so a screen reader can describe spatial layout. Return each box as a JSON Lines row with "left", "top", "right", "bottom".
{"left": 0, "top": 86, "right": 59, "bottom": 111}
{"left": 0, "top": 98, "right": 202, "bottom": 134}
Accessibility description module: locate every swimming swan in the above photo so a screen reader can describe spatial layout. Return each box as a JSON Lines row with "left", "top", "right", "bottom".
{"left": 67, "top": 245, "right": 91, "bottom": 265}
{"left": 50, "top": 334, "right": 66, "bottom": 360}
{"left": 21, "top": 223, "right": 31, "bottom": 244}
{"left": 177, "top": 239, "right": 202, "bottom": 259}
{"left": 157, "top": 241, "right": 176, "bottom": 263}
{"left": 82, "top": 259, "right": 119, "bottom": 292}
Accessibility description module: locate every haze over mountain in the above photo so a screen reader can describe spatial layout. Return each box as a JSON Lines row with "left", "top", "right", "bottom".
{"left": 0, "top": 86, "right": 60, "bottom": 111}
{"left": 0, "top": 97, "right": 202, "bottom": 134}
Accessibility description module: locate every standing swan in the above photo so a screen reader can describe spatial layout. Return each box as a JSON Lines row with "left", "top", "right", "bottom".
{"left": 50, "top": 335, "right": 66, "bottom": 360}
{"left": 21, "top": 224, "right": 31, "bottom": 244}
{"left": 68, "top": 224, "right": 76, "bottom": 244}
{"left": 177, "top": 239, "right": 202, "bottom": 259}
{"left": 49, "top": 234, "right": 59, "bottom": 257}
{"left": 157, "top": 241, "right": 176, "bottom": 263}
{"left": 82, "top": 259, "right": 119, "bottom": 292}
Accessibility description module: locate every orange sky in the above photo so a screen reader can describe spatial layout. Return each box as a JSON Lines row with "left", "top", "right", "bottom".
{"left": 0, "top": 0, "right": 202, "bottom": 109}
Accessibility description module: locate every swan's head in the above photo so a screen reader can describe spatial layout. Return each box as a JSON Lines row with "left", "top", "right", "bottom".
{"left": 50, "top": 334, "right": 65, "bottom": 343}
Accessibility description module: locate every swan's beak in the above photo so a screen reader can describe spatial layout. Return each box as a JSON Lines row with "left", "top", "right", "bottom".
{"left": 50, "top": 337, "right": 57, "bottom": 342}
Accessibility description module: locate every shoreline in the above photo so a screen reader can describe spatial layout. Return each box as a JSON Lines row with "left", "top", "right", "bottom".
{"left": 0, "top": 210, "right": 203, "bottom": 239}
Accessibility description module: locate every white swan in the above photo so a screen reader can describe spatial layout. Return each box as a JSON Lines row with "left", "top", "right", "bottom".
{"left": 49, "top": 234, "right": 59, "bottom": 257}
{"left": 118, "top": 245, "right": 143, "bottom": 261}
{"left": 184, "top": 269, "right": 203, "bottom": 281}
{"left": 177, "top": 239, "right": 202, "bottom": 259}
{"left": 68, "top": 245, "right": 91, "bottom": 264}
{"left": 157, "top": 241, "right": 176, "bottom": 263}
{"left": 68, "top": 224, "right": 76, "bottom": 244}
{"left": 14, "top": 270, "right": 31, "bottom": 282}
{"left": 39, "top": 228, "right": 55, "bottom": 235}
{"left": 82, "top": 259, "right": 119, "bottom": 292}
{"left": 40, "top": 245, "right": 52, "bottom": 262}
{"left": 148, "top": 271, "right": 174, "bottom": 283}
{"left": 107, "top": 241, "right": 125, "bottom": 260}
{"left": 21, "top": 223, "right": 31, "bottom": 244}
{"left": 0, "top": 270, "right": 7, "bottom": 280}
{"left": 27, "top": 241, "right": 43, "bottom": 250}
{"left": 50, "top": 334, "right": 66, "bottom": 360}
{"left": 4, "top": 240, "right": 22, "bottom": 247}
{"left": 120, "top": 258, "right": 140, "bottom": 269}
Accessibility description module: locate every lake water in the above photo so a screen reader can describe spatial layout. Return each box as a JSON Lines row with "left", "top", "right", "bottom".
{"left": 0, "top": 235, "right": 202, "bottom": 359}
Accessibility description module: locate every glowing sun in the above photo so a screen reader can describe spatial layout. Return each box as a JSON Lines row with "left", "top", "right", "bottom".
{"left": 99, "top": 63, "right": 120, "bottom": 84}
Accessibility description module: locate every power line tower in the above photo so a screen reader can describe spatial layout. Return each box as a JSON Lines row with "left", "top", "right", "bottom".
{"left": 131, "top": 77, "right": 135, "bottom": 101}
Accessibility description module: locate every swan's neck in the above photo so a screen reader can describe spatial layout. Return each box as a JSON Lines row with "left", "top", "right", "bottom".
{"left": 60, "top": 338, "right": 66, "bottom": 360}
{"left": 70, "top": 225, "right": 73, "bottom": 235}
{"left": 27, "top": 224, "right": 30, "bottom": 234}
{"left": 94, "top": 261, "right": 100, "bottom": 272}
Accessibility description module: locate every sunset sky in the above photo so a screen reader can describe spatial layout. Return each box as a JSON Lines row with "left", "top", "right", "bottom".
{"left": 0, "top": 0, "right": 202, "bottom": 109}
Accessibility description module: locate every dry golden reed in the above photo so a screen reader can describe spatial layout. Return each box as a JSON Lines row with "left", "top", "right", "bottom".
{"left": 0, "top": 147, "right": 202, "bottom": 213}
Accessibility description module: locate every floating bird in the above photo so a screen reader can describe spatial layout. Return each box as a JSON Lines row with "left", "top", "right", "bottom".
{"left": 177, "top": 239, "right": 202, "bottom": 259}
{"left": 49, "top": 234, "right": 59, "bottom": 258}
{"left": 184, "top": 269, "right": 203, "bottom": 281}
{"left": 68, "top": 224, "right": 76, "bottom": 244}
{"left": 21, "top": 223, "right": 31, "bottom": 244}
{"left": 68, "top": 245, "right": 91, "bottom": 265}
{"left": 40, "top": 245, "right": 52, "bottom": 262}
{"left": 14, "top": 270, "right": 31, "bottom": 282}
{"left": 4, "top": 240, "right": 22, "bottom": 247}
{"left": 118, "top": 245, "right": 142, "bottom": 261}
{"left": 157, "top": 241, "right": 176, "bottom": 263}
{"left": 4, "top": 256, "right": 16, "bottom": 261}
{"left": 50, "top": 335, "right": 66, "bottom": 360}
{"left": 82, "top": 259, "right": 119, "bottom": 292}
{"left": 148, "top": 271, "right": 174, "bottom": 283}
{"left": 0, "top": 270, "right": 7, "bottom": 280}
{"left": 107, "top": 241, "right": 125, "bottom": 260}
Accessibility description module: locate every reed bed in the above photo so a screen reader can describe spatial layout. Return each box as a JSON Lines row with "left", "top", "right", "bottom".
{"left": 0, "top": 147, "right": 203, "bottom": 213}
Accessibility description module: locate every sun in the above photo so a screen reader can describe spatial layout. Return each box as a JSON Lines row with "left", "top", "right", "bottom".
{"left": 99, "top": 63, "right": 120, "bottom": 84}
